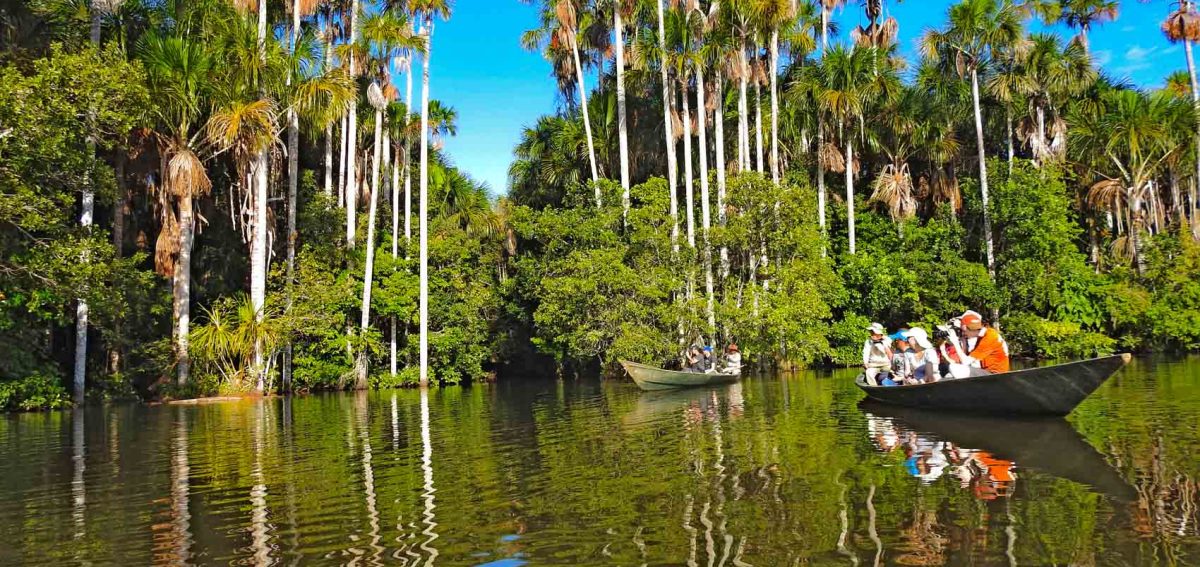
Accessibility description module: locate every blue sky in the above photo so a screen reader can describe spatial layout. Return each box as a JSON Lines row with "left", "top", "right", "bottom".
{"left": 427, "top": 0, "right": 1183, "bottom": 195}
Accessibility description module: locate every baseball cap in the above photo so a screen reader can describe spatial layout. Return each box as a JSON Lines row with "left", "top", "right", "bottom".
{"left": 867, "top": 322, "right": 886, "bottom": 335}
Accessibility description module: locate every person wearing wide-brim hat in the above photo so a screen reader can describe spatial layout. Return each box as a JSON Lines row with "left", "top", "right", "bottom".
{"left": 721, "top": 343, "right": 742, "bottom": 375}
{"left": 862, "top": 323, "right": 893, "bottom": 385}
{"left": 905, "top": 327, "right": 941, "bottom": 384}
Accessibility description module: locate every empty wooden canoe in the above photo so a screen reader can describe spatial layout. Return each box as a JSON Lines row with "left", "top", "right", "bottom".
{"left": 855, "top": 353, "right": 1131, "bottom": 416}
{"left": 620, "top": 360, "right": 741, "bottom": 391}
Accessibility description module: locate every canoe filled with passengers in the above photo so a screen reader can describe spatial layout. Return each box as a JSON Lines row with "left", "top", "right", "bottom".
{"left": 862, "top": 311, "right": 1009, "bottom": 387}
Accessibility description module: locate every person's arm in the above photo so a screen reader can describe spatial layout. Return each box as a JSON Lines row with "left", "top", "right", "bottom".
{"left": 862, "top": 340, "right": 872, "bottom": 367}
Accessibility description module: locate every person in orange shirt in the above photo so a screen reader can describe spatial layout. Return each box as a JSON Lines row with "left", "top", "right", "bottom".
{"left": 959, "top": 311, "right": 1010, "bottom": 375}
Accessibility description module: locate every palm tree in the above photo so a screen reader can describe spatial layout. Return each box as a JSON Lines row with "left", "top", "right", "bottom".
{"left": 816, "top": 0, "right": 845, "bottom": 251}
{"left": 345, "top": 0, "right": 362, "bottom": 248}
{"left": 609, "top": 0, "right": 632, "bottom": 216}
{"left": 521, "top": 0, "right": 601, "bottom": 201}
{"left": 139, "top": 33, "right": 217, "bottom": 386}
{"left": 654, "top": 0, "right": 679, "bottom": 251}
{"left": 1015, "top": 33, "right": 1094, "bottom": 164}
{"left": 807, "top": 45, "right": 895, "bottom": 254}
{"left": 1031, "top": 0, "right": 1117, "bottom": 54}
{"left": 412, "top": 0, "right": 452, "bottom": 387}
{"left": 1163, "top": 1, "right": 1200, "bottom": 239}
{"left": 356, "top": 82, "right": 388, "bottom": 388}
{"left": 923, "top": 0, "right": 1023, "bottom": 278}
{"left": 757, "top": 0, "right": 794, "bottom": 186}
{"left": 1072, "top": 89, "right": 1178, "bottom": 274}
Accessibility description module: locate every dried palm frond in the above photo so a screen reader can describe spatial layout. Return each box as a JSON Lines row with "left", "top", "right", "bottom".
{"left": 367, "top": 82, "right": 387, "bottom": 111}
{"left": 916, "top": 175, "right": 931, "bottom": 201}
{"left": 155, "top": 207, "right": 179, "bottom": 277}
{"left": 205, "top": 98, "right": 278, "bottom": 160}
{"left": 290, "top": 0, "right": 320, "bottom": 18}
{"left": 554, "top": 0, "right": 576, "bottom": 31}
{"left": 1087, "top": 179, "right": 1124, "bottom": 212}
{"left": 930, "top": 169, "right": 961, "bottom": 211}
{"left": 231, "top": 0, "right": 257, "bottom": 14}
{"left": 382, "top": 83, "right": 399, "bottom": 103}
{"left": 1163, "top": 7, "right": 1200, "bottom": 43}
{"left": 671, "top": 108, "right": 685, "bottom": 142}
{"left": 819, "top": 141, "right": 845, "bottom": 173}
{"left": 870, "top": 163, "right": 917, "bottom": 222}
{"left": 93, "top": 0, "right": 125, "bottom": 16}
{"left": 166, "top": 148, "right": 212, "bottom": 199}
{"left": 1110, "top": 235, "right": 1135, "bottom": 264}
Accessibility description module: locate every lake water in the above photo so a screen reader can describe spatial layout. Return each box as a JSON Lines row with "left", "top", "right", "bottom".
{"left": 2, "top": 357, "right": 1198, "bottom": 565}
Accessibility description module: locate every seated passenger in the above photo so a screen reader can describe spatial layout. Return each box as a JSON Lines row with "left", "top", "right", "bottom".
{"left": 701, "top": 346, "right": 716, "bottom": 373}
{"left": 906, "top": 328, "right": 941, "bottom": 384}
{"left": 958, "top": 311, "right": 1011, "bottom": 375}
{"left": 684, "top": 346, "right": 706, "bottom": 373}
{"left": 886, "top": 330, "right": 913, "bottom": 385}
{"left": 862, "top": 322, "right": 893, "bottom": 385}
{"left": 722, "top": 343, "right": 742, "bottom": 375}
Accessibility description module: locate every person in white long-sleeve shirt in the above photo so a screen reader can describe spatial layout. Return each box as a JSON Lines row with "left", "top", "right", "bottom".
{"left": 862, "top": 322, "right": 893, "bottom": 385}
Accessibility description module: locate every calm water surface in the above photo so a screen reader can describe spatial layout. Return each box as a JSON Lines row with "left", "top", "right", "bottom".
{"left": 2, "top": 357, "right": 1199, "bottom": 565}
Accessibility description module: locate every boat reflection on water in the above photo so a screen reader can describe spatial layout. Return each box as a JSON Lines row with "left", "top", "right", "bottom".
{"left": 621, "top": 382, "right": 747, "bottom": 428}
{"left": 860, "top": 401, "right": 1137, "bottom": 502}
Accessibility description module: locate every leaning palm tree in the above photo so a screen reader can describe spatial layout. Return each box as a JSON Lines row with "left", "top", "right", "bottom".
{"left": 923, "top": 0, "right": 1023, "bottom": 278}
{"left": 139, "top": 33, "right": 217, "bottom": 387}
{"left": 411, "top": 0, "right": 452, "bottom": 387}
{"left": 654, "top": 0, "right": 680, "bottom": 251}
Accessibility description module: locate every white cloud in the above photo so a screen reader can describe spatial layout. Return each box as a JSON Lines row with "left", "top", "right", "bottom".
{"left": 1164, "top": 45, "right": 1181, "bottom": 55}
{"left": 1125, "top": 45, "right": 1156, "bottom": 62}
{"left": 1114, "top": 63, "right": 1153, "bottom": 78}
{"left": 1093, "top": 49, "right": 1113, "bottom": 67}
{"left": 1120, "top": 25, "right": 1136, "bottom": 33}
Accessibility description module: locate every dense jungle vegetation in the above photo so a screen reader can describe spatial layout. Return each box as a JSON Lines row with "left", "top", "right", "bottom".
{"left": 3, "top": 0, "right": 1200, "bottom": 409}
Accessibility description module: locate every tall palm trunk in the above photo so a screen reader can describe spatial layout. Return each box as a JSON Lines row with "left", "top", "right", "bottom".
{"left": 570, "top": 31, "right": 601, "bottom": 198}
{"left": 682, "top": 79, "right": 695, "bottom": 248}
{"left": 715, "top": 69, "right": 729, "bottom": 278}
{"left": 76, "top": 0, "right": 105, "bottom": 400}
{"left": 1184, "top": 27, "right": 1200, "bottom": 238}
{"left": 419, "top": 19, "right": 433, "bottom": 387}
{"left": 615, "top": 5, "right": 630, "bottom": 216}
{"left": 754, "top": 55, "right": 764, "bottom": 174}
{"left": 734, "top": 44, "right": 744, "bottom": 170}
{"left": 357, "top": 105, "right": 384, "bottom": 389}
{"left": 1006, "top": 106, "right": 1014, "bottom": 173}
{"left": 845, "top": 132, "right": 855, "bottom": 255}
{"left": 656, "top": 0, "right": 679, "bottom": 252}
{"left": 405, "top": 29, "right": 415, "bottom": 245}
{"left": 697, "top": 60, "right": 714, "bottom": 334}
{"left": 346, "top": 0, "right": 361, "bottom": 247}
{"left": 769, "top": 28, "right": 780, "bottom": 185}
{"left": 175, "top": 195, "right": 195, "bottom": 386}
{"left": 283, "top": 4, "right": 302, "bottom": 393}
{"left": 250, "top": 0, "right": 270, "bottom": 392}
{"left": 971, "top": 69, "right": 996, "bottom": 277}
{"left": 324, "top": 22, "right": 334, "bottom": 199}
{"left": 817, "top": 8, "right": 828, "bottom": 255}
{"left": 1130, "top": 186, "right": 1147, "bottom": 275}
{"left": 339, "top": 115, "right": 349, "bottom": 207}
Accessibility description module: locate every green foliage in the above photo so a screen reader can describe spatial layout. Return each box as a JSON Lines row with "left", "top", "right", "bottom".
{"left": 0, "top": 373, "right": 71, "bottom": 411}
{"left": 1003, "top": 312, "right": 1117, "bottom": 359}
{"left": 1140, "top": 230, "right": 1200, "bottom": 351}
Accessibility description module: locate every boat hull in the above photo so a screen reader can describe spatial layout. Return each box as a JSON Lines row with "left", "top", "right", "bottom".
{"left": 620, "top": 360, "right": 741, "bottom": 391}
{"left": 855, "top": 354, "right": 1131, "bottom": 416}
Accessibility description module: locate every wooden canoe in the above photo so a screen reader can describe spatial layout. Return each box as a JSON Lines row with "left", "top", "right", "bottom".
{"left": 855, "top": 353, "right": 1131, "bottom": 416}
{"left": 860, "top": 402, "right": 1137, "bottom": 501}
{"left": 620, "top": 360, "right": 741, "bottom": 391}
